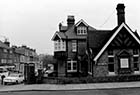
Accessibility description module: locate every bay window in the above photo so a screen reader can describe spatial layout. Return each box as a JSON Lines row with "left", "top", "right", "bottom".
{"left": 54, "top": 40, "right": 66, "bottom": 51}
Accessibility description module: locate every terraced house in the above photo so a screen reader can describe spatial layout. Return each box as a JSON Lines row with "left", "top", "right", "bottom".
{"left": 52, "top": 16, "right": 96, "bottom": 77}
{"left": 0, "top": 40, "right": 14, "bottom": 68}
{"left": 87, "top": 4, "right": 140, "bottom": 81}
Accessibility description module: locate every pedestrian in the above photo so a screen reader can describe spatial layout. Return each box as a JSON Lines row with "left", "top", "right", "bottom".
{"left": 1, "top": 75, "right": 5, "bottom": 85}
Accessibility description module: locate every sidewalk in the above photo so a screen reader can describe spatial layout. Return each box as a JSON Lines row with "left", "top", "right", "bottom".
{"left": 0, "top": 82, "right": 140, "bottom": 92}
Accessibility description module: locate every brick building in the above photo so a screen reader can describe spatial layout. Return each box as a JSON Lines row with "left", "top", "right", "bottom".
{"left": 87, "top": 3, "right": 140, "bottom": 81}
{"left": 12, "top": 45, "right": 40, "bottom": 74}
{"left": 0, "top": 40, "right": 14, "bottom": 68}
{"left": 52, "top": 16, "right": 96, "bottom": 77}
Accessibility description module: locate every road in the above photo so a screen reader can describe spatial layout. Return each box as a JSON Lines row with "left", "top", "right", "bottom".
{"left": 0, "top": 87, "right": 140, "bottom": 95}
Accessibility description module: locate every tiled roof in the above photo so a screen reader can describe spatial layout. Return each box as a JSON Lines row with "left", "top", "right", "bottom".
{"left": 15, "top": 48, "right": 25, "bottom": 55}
{"left": 88, "top": 30, "right": 112, "bottom": 49}
{"left": 52, "top": 19, "right": 96, "bottom": 40}
{"left": 57, "top": 32, "right": 66, "bottom": 39}
{"left": 87, "top": 27, "right": 118, "bottom": 57}
{"left": 60, "top": 26, "right": 67, "bottom": 32}
{"left": 0, "top": 41, "right": 10, "bottom": 49}
{"left": 65, "top": 25, "right": 96, "bottom": 39}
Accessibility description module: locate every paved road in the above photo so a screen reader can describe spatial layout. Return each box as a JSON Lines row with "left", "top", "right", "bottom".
{"left": 0, "top": 87, "right": 140, "bottom": 95}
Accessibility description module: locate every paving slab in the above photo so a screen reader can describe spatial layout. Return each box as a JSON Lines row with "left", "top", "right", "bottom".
{"left": 0, "top": 82, "right": 140, "bottom": 92}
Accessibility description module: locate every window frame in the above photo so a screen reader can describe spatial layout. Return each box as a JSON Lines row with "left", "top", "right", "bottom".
{"left": 133, "top": 56, "right": 139, "bottom": 72}
{"left": 67, "top": 60, "right": 77, "bottom": 72}
{"left": 77, "top": 26, "right": 87, "bottom": 35}
{"left": 120, "top": 58, "right": 129, "bottom": 68}
{"left": 72, "top": 41, "right": 77, "bottom": 52}
{"left": 54, "top": 40, "right": 66, "bottom": 51}
{"left": 108, "top": 49, "right": 115, "bottom": 75}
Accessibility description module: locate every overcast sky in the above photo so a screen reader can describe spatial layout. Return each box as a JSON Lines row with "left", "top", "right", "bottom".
{"left": 0, "top": 0, "right": 140, "bottom": 55}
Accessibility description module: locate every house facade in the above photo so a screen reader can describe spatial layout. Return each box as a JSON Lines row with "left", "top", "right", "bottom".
{"left": 0, "top": 40, "right": 14, "bottom": 69}
{"left": 12, "top": 45, "right": 40, "bottom": 74}
{"left": 87, "top": 4, "right": 140, "bottom": 80}
{"left": 52, "top": 16, "right": 96, "bottom": 77}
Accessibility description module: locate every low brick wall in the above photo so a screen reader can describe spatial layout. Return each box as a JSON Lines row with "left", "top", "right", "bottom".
{"left": 42, "top": 75, "right": 140, "bottom": 84}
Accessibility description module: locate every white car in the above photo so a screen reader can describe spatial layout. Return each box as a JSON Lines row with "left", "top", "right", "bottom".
{"left": 4, "top": 74, "right": 24, "bottom": 85}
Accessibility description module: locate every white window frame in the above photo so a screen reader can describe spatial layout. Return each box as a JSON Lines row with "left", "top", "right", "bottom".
{"left": 108, "top": 50, "right": 115, "bottom": 75}
{"left": 133, "top": 56, "right": 140, "bottom": 74}
{"left": 77, "top": 26, "right": 87, "bottom": 35}
{"left": 72, "top": 42, "right": 77, "bottom": 52}
{"left": 67, "top": 60, "right": 77, "bottom": 72}
{"left": 120, "top": 58, "right": 129, "bottom": 68}
{"left": 54, "top": 40, "right": 66, "bottom": 51}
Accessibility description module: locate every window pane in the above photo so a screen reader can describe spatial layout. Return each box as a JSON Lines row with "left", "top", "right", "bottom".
{"left": 108, "top": 57, "right": 114, "bottom": 62}
{"left": 133, "top": 57, "right": 138, "bottom": 62}
{"left": 73, "top": 62, "right": 77, "bottom": 70}
{"left": 120, "top": 58, "right": 129, "bottom": 68}
{"left": 134, "top": 63, "right": 139, "bottom": 71}
{"left": 67, "top": 63, "right": 71, "bottom": 70}
{"left": 72, "top": 42, "right": 77, "bottom": 52}
{"left": 77, "top": 26, "right": 87, "bottom": 35}
{"left": 108, "top": 64, "right": 114, "bottom": 72}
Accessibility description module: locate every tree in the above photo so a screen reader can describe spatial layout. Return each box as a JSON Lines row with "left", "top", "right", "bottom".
{"left": 41, "top": 54, "right": 55, "bottom": 69}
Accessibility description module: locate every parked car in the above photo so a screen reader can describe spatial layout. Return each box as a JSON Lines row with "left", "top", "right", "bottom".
{"left": 3, "top": 74, "right": 24, "bottom": 85}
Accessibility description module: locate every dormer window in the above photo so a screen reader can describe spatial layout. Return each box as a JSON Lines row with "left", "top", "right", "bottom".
{"left": 77, "top": 26, "right": 87, "bottom": 35}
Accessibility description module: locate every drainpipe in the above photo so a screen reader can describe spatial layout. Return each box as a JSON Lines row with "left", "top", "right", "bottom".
{"left": 76, "top": 39, "right": 79, "bottom": 77}
{"left": 65, "top": 35, "right": 68, "bottom": 77}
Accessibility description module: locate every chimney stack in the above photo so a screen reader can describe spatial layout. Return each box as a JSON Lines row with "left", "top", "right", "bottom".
{"left": 116, "top": 3, "right": 125, "bottom": 26}
{"left": 59, "top": 23, "right": 62, "bottom": 31}
{"left": 67, "top": 15, "right": 75, "bottom": 29}
{"left": 4, "top": 39, "right": 10, "bottom": 47}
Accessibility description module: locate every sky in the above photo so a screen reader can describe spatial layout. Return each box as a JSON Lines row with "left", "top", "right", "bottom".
{"left": 0, "top": 0, "right": 140, "bottom": 55}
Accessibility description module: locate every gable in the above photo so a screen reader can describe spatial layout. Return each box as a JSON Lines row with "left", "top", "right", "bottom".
{"left": 52, "top": 32, "right": 62, "bottom": 41}
{"left": 78, "top": 22, "right": 87, "bottom": 27}
{"left": 94, "top": 23, "right": 140, "bottom": 61}
{"left": 109, "top": 27, "right": 140, "bottom": 48}
{"left": 75, "top": 19, "right": 88, "bottom": 27}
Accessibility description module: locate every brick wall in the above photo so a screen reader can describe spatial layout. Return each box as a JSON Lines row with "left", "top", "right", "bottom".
{"left": 94, "top": 48, "right": 140, "bottom": 77}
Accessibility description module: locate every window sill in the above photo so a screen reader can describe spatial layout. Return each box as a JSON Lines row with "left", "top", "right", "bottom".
{"left": 133, "top": 55, "right": 139, "bottom": 57}
{"left": 134, "top": 71, "right": 140, "bottom": 74}
{"left": 88, "top": 72, "right": 92, "bottom": 75}
{"left": 108, "top": 72, "right": 116, "bottom": 76}
{"left": 108, "top": 55, "right": 114, "bottom": 57}
{"left": 67, "top": 70, "right": 77, "bottom": 73}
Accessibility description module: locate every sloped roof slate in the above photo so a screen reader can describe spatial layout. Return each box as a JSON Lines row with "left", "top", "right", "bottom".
{"left": 52, "top": 19, "right": 96, "bottom": 40}
{"left": 65, "top": 25, "right": 96, "bottom": 39}
{"left": 0, "top": 41, "right": 10, "bottom": 49}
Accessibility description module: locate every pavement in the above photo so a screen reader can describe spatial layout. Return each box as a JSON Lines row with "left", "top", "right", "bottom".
{"left": 0, "top": 81, "right": 140, "bottom": 92}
